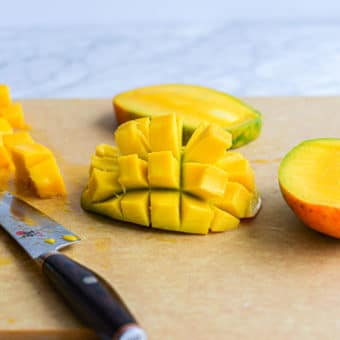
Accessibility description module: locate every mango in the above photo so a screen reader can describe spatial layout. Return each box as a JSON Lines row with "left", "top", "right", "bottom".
{"left": 113, "top": 84, "right": 262, "bottom": 148}
{"left": 279, "top": 138, "right": 340, "bottom": 238}
{"left": 81, "top": 114, "right": 261, "bottom": 234}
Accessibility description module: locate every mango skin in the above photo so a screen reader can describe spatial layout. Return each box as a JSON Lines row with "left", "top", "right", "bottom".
{"left": 113, "top": 84, "right": 262, "bottom": 149}
{"left": 280, "top": 185, "right": 340, "bottom": 239}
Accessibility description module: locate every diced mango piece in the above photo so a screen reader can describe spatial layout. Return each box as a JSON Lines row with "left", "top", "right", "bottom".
{"left": 10, "top": 143, "right": 53, "bottom": 184}
{"left": 95, "top": 144, "right": 119, "bottom": 158}
{"left": 182, "top": 162, "right": 228, "bottom": 200}
{"left": 0, "top": 169, "right": 11, "bottom": 189}
{"left": 29, "top": 157, "right": 66, "bottom": 198}
{"left": 0, "top": 137, "right": 12, "bottom": 169}
{"left": 3, "top": 132, "right": 34, "bottom": 151}
{"left": 148, "top": 151, "right": 179, "bottom": 189}
{"left": 0, "top": 85, "right": 11, "bottom": 106}
{"left": 215, "top": 182, "right": 252, "bottom": 218}
{"left": 217, "top": 152, "right": 255, "bottom": 192}
{"left": 181, "top": 194, "right": 213, "bottom": 234}
{"left": 0, "top": 118, "right": 13, "bottom": 135}
{"left": 121, "top": 191, "right": 150, "bottom": 226}
{"left": 0, "top": 103, "right": 29, "bottom": 129}
{"left": 210, "top": 207, "right": 240, "bottom": 232}
{"left": 115, "top": 119, "right": 150, "bottom": 159}
{"left": 90, "top": 155, "right": 118, "bottom": 173}
{"left": 184, "top": 123, "right": 232, "bottom": 164}
{"left": 135, "top": 117, "right": 150, "bottom": 141}
{"left": 118, "top": 154, "right": 148, "bottom": 190}
{"left": 149, "top": 114, "right": 182, "bottom": 159}
{"left": 87, "top": 168, "right": 122, "bottom": 202}
{"left": 91, "top": 195, "right": 124, "bottom": 220}
{"left": 150, "top": 191, "right": 180, "bottom": 231}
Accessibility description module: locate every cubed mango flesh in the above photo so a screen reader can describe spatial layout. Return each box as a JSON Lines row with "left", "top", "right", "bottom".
{"left": 81, "top": 114, "right": 261, "bottom": 234}
{"left": 0, "top": 85, "right": 11, "bottom": 106}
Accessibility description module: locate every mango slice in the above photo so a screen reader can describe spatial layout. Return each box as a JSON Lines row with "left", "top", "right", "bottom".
{"left": 81, "top": 114, "right": 261, "bottom": 234}
{"left": 113, "top": 84, "right": 262, "bottom": 148}
{"left": 279, "top": 138, "right": 340, "bottom": 238}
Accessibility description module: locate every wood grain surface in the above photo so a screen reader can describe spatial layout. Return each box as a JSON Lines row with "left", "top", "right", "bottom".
{"left": 1, "top": 97, "right": 340, "bottom": 339}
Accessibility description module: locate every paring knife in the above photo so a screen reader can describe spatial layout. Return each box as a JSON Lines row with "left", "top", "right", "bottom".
{"left": 0, "top": 192, "right": 147, "bottom": 340}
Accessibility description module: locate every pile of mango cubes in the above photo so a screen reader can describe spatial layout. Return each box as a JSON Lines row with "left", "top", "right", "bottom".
{"left": 0, "top": 85, "right": 65, "bottom": 197}
{"left": 82, "top": 114, "right": 260, "bottom": 234}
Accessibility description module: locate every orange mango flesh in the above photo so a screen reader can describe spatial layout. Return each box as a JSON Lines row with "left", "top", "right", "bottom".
{"left": 279, "top": 139, "right": 340, "bottom": 238}
{"left": 0, "top": 84, "right": 66, "bottom": 197}
{"left": 82, "top": 114, "right": 261, "bottom": 234}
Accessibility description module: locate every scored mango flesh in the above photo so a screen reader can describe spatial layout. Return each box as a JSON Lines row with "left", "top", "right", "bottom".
{"left": 0, "top": 84, "right": 66, "bottom": 197}
{"left": 113, "top": 84, "right": 262, "bottom": 148}
{"left": 81, "top": 114, "right": 261, "bottom": 234}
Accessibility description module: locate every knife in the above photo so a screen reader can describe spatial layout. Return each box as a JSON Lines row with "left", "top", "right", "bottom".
{"left": 0, "top": 192, "right": 147, "bottom": 340}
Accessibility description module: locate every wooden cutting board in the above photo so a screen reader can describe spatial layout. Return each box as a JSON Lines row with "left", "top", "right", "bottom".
{"left": 1, "top": 97, "right": 340, "bottom": 340}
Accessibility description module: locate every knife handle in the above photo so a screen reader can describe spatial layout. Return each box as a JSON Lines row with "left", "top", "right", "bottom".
{"left": 40, "top": 252, "right": 147, "bottom": 340}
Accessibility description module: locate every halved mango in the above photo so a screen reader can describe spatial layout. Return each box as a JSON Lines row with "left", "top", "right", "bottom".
{"left": 81, "top": 114, "right": 261, "bottom": 234}
{"left": 113, "top": 84, "right": 262, "bottom": 148}
{"left": 279, "top": 138, "right": 340, "bottom": 238}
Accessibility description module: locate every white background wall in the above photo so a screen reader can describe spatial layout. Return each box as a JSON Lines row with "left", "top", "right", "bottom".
{"left": 1, "top": 0, "right": 340, "bottom": 25}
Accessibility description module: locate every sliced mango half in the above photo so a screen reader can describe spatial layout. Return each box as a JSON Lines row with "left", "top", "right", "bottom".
{"left": 81, "top": 114, "right": 261, "bottom": 234}
{"left": 113, "top": 84, "right": 262, "bottom": 148}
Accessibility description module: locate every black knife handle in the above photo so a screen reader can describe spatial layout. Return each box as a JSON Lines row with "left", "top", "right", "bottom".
{"left": 40, "top": 252, "right": 147, "bottom": 340}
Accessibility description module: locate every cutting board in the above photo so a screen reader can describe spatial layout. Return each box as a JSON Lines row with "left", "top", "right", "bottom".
{"left": 1, "top": 97, "right": 340, "bottom": 340}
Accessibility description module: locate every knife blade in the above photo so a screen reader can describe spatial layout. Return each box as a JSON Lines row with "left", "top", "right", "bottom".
{"left": 0, "top": 191, "right": 147, "bottom": 340}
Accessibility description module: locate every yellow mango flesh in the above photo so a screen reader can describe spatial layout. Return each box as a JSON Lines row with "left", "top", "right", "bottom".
{"left": 0, "top": 85, "right": 11, "bottom": 106}
{"left": 0, "top": 118, "right": 13, "bottom": 135}
{"left": 150, "top": 191, "right": 180, "bottom": 231}
{"left": 182, "top": 163, "right": 228, "bottom": 200}
{"left": 29, "top": 157, "right": 66, "bottom": 198}
{"left": 81, "top": 114, "right": 260, "bottom": 234}
{"left": 88, "top": 168, "right": 122, "bottom": 202}
{"left": 0, "top": 103, "right": 29, "bottom": 129}
{"left": 118, "top": 154, "right": 148, "bottom": 190}
{"left": 148, "top": 151, "right": 179, "bottom": 189}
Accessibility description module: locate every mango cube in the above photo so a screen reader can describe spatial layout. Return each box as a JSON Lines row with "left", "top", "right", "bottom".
{"left": 87, "top": 168, "right": 122, "bottom": 202}
{"left": 148, "top": 151, "right": 179, "bottom": 189}
{"left": 91, "top": 196, "right": 124, "bottom": 221}
{"left": 150, "top": 191, "right": 180, "bottom": 231}
{"left": 210, "top": 207, "right": 240, "bottom": 232}
{"left": 149, "top": 114, "right": 182, "bottom": 159}
{"left": 215, "top": 182, "right": 252, "bottom": 218}
{"left": 182, "top": 162, "right": 228, "bottom": 200}
{"left": 115, "top": 119, "right": 149, "bottom": 160}
{"left": 184, "top": 123, "right": 232, "bottom": 164}
{"left": 121, "top": 191, "right": 150, "bottom": 226}
{"left": 0, "top": 118, "right": 13, "bottom": 135}
{"left": 90, "top": 155, "right": 118, "bottom": 173}
{"left": 0, "top": 103, "right": 28, "bottom": 129}
{"left": 10, "top": 143, "right": 53, "bottom": 184}
{"left": 95, "top": 144, "right": 119, "bottom": 158}
{"left": 118, "top": 154, "right": 148, "bottom": 189}
{"left": 181, "top": 194, "right": 213, "bottom": 234}
{"left": 0, "top": 85, "right": 11, "bottom": 106}
{"left": 3, "top": 132, "right": 34, "bottom": 151}
{"left": 0, "top": 137, "right": 12, "bottom": 169}
{"left": 217, "top": 152, "right": 255, "bottom": 192}
{"left": 29, "top": 157, "right": 66, "bottom": 197}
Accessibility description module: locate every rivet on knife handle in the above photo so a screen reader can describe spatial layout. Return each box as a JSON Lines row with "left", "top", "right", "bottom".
{"left": 40, "top": 252, "right": 147, "bottom": 340}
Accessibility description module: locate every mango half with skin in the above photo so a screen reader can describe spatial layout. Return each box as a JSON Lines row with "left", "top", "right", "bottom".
{"left": 113, "top": 84, "right": 262, "bottom": 148}
{"left": 81, "top": 114, "right": 261, "bottom": 234}
{"left": 279, "top": 139, "right": 340, "bottom": 238}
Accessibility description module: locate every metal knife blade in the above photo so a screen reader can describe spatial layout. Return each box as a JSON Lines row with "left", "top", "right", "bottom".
{"left": 0, "top": 191, "right": 147, "bottom": 340}
{"left": 0, "top": 191, "right": 80, "bottom": 258}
